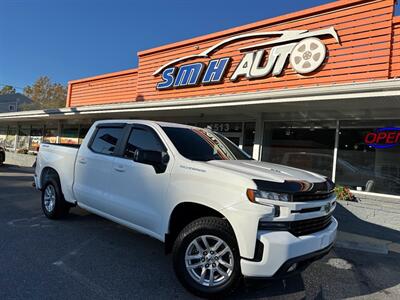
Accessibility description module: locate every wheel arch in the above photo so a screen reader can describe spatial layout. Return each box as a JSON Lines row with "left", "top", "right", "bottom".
{"left": 40, "top": 166, "right": 61, "bottom": 189}
{"left": 165, "top": 202, "right": 236, "bottom": 254}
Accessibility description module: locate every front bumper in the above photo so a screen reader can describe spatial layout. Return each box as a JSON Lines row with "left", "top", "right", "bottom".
{"left": 241, "top": 216, "right": 337, "bottom": 278}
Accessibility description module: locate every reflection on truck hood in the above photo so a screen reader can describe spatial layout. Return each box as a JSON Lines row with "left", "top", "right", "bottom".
{"left": 207, "top": 160, "right": 327, "bottom": 183}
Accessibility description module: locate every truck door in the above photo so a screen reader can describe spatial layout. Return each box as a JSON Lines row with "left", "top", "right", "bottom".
{"left": 109, "top": 124, "right": 172, "bottom": 235}
{"left": 74, "top": 124, "right": 126, "bottom": 212}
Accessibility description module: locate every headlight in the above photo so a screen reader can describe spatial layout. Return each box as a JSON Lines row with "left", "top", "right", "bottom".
{"left": 247, "top": 188, "right": 290, "bottom": 204}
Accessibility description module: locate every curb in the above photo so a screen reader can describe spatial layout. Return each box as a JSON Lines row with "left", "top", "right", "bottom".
{"left": 335, "top": 231, "right": 392, "bottom": 255}
{"left": 335, "top": 240, "right": 388, "bottom": 254}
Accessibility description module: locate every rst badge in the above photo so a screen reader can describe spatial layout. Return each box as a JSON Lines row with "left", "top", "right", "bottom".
{"left": 154, "top": 27, "right": 340, "bottom": 90}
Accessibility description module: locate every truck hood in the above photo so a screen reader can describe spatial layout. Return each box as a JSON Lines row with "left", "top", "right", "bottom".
{"left": 206, "top": 160, "right": 327, "bottom": 183}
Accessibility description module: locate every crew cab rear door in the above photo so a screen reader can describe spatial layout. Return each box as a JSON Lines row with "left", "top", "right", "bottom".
{"left": 74, "top": 123, "right": 126, "bottom": 212}
{"left": 109, "top": 124, "right": 172, "bottom": 235}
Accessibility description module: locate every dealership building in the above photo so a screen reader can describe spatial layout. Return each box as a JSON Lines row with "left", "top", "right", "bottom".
{"left": 1, "top": 0, "right": 400, "bottom": 198}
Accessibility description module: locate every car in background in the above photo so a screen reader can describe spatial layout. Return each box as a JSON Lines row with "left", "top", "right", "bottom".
{"left": 281, "top": 152, "right": 400, "bottom": 194}
{"left": 0, "top": 146, "right": 5, "bottom": 165}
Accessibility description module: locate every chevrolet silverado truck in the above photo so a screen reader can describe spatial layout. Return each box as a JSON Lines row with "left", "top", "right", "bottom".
{"left": 34, "top": 120, "right": 337, "bottom": 298}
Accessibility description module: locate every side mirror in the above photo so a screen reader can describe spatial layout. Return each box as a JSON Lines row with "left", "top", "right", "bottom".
{"left": 133, "top": 149, "right": 169, "bottom": 173}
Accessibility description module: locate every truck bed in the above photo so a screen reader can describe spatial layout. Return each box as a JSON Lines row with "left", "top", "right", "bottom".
{"left": 42, "top": 143, "right": 81, "bottom": 149}
{"left": 36, "top": 143, "right": 79, "bottom": 204}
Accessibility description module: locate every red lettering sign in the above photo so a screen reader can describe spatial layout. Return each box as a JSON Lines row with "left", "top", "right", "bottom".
{"left": 364, "top": 128, "right": 400, "bottom": 149}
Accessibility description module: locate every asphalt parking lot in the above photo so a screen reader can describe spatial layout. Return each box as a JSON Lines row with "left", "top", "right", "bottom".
{"left": 1, "top": 165, "right": 400, "bottom": 300}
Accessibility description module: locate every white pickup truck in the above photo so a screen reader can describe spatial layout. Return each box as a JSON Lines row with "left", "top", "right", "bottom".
{"left": 34, "top": 120, "right": 337, "bottom": 297}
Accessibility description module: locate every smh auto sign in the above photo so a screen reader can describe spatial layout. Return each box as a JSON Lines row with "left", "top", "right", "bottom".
{"left": 154, "top": 27, "right": 340, "bottom": 90}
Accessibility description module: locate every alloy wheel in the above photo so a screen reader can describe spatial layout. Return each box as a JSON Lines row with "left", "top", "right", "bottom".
{"left": 185, "top": 235, "right": 234, "bottom": 287}
{"left": 43, "top": 185, "right": 56, "bottom": 212}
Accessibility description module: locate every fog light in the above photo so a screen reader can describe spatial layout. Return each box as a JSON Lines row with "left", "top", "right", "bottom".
{"left": 287, "top": 263, "right": 297, "bottom": 272}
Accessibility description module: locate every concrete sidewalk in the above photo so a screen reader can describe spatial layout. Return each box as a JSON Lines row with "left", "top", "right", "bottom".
{"left": 335, "top": 231, "right": 400, "bottom": 255}
{"left": 334, "top": 200, "right": 400, "bottom": 256}
{"left": 3, "top": 152, "right": 36, "bottom": 168}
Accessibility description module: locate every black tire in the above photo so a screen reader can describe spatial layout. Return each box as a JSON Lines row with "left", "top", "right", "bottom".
{"left": 41, "top": 178, "right": 70, "bottom": 219}
{"left": 172, "top": 217, "right": 241, "bottom": 298}
{"left": 0, "top": 152, "right": 4, "bottom": 165}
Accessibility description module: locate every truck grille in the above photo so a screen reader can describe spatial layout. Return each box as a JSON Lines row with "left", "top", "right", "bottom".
{"left": 289, "top": 214, "right": 333, "bottom": 236}
{"left": 258, "top": 214, "right": 333, "bottom": 236}
{"left": 292, "top": 190, "right": 334, "bottom": 202}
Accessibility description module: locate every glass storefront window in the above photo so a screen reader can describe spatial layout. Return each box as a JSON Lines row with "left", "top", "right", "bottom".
{"left": 336, "top": 121, "right": 400, "bottom": 196}
{"left": 78, "top": 126, "right": 90, "bottom": 144}
{"left": 262, "top": 121, "right": 336, "bottom": 178}
{"left": 5, "top": 126, "right": 17, "bottom": 149}
{"left": 17, "top": 126, "right": 30, "bottom": 152}
{"left": 243, "top": 122, "right": 255, "bottom": 156}
{"left": 60, "top": 124, "right": 79, "bottom": 144}
{"left": 43, "top": 126, "right": 58, "bottom": 144}
{"left": 0, "top": 126, "right": 7, "bottom": 147}
{"left": 195, "top": 122, "right": 243, "bottom": 133}
{"left": 30, "top": 126, "right": 43, "bottom": 151}
{"left": 191, "top": 122, "right": 244, "bottom": 147}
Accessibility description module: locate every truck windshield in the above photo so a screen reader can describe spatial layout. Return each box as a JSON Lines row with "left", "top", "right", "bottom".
{"left": 162, "top": 126, "right": 252, "bottom": 161}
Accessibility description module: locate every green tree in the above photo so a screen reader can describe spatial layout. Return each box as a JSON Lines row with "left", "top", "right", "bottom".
{"left": 0, "top": 85, "right": 16, "bottom": 95}
{"left": 21, "top": 76, "right": 67, "bottom": 111}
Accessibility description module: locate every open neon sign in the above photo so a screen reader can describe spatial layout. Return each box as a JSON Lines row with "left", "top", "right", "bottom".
{"left": 364, "top": 127, "right": 400, "bottom": 149}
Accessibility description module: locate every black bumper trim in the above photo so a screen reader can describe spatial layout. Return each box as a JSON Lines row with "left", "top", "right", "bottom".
{"left": 244, "top": 242, "right": 334, "bottom": 280}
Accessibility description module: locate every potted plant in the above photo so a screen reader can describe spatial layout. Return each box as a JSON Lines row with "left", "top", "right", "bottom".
{"left": 334, "top": 185, "right": 357, "bottom": 202}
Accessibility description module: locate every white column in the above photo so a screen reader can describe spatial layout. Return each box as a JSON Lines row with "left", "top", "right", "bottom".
{"left": 331, "top": 120, "right": 340, "bottom": 182}
{"left": 252, "top": 114, "right": 264, "bottom": 160}
{"left": 14, "top": 125, "right": 19, "bottom": 152}
{"left": 56, "top": 121, "right": 61, "bottom": 144}
{"left": 28, "top": 125, "right": 32, "bottom": 152}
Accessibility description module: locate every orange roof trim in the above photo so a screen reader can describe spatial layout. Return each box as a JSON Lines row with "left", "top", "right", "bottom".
{"left": 68, "top": 68, "right": 138, "bottom": 84}
{"left": 138, "top": 0, "right": 386, "bottom": 56}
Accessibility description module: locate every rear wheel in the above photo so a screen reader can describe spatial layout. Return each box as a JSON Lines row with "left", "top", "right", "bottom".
{"left": 0, "top": 152, "right": 4, "bottom": 165}
{"left": 172, "top": 217, "right": 241, "bottom": 298}
{"left": 41, "top": 178, "right": 70, "bottom": 219}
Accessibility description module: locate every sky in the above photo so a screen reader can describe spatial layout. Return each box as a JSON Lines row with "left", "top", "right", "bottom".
{"left": 1, "top": 0, "right": 399, "bottom": 90}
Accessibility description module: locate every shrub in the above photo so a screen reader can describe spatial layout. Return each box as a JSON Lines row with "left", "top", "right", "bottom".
{"left": 335, "top": 185, "right": 357, "bottom": 202}
{"left": 16, "top": 148, "right": 28, "bottom": 154}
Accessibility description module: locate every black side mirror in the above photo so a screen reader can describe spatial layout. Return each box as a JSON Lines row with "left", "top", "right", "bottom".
{"left": 133, "top": 149, "right": 169, "bottom": 173}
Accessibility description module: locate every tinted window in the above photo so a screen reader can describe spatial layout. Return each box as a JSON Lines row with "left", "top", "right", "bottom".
{"left": 162, "top": 126, "right": 251, "bottom": 161}
{"left": 124, "top": 127, "right": 164, "bottom": 159}
{"left": 261, "top": 122, "right": 336, "bottom": 178}
{"left": 90, "top": 127, "right": 124, "bottom": 155}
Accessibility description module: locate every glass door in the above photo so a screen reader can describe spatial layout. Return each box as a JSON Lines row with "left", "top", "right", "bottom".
{"left": 221, "top": 132, "right": 242, "bottom": 147}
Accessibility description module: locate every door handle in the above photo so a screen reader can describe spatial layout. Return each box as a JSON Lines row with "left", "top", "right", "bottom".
{"left": 114, "top": 165, "right": 126, "bottom": 173}
{"left": 78, "top": 158, "right": 87, "bottom": 165}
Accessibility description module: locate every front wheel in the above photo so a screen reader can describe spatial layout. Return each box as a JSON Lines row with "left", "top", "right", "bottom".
{"left": 172, "top": 217, "right": 241, "bottom": 298}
